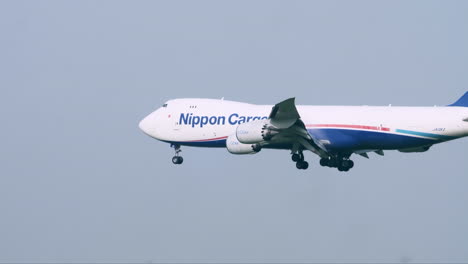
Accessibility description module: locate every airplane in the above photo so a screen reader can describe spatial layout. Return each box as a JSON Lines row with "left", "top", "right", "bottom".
{"left": 139, "top": 92, "right": 468, "bottom": 172}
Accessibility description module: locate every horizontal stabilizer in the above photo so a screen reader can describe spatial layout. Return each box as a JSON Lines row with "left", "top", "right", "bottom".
{"left": 449, "top": 91, "right": 468, "bottom": 107}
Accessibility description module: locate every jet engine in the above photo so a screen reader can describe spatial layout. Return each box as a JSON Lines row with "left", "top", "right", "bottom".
{"left": 226, "top": 135, "right": 261, "bottom": 154}
{"left": 236, "top": 119, "right": 278, "bottom": 144}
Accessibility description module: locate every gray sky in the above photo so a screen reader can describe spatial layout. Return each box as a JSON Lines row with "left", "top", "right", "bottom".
{"left": 1, "top": 0, "right": 468, "bottom": 263}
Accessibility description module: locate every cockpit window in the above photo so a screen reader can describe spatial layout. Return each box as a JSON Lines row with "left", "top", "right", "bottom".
{"left": 162, "top": 104, "right": 168, "bottom": 108}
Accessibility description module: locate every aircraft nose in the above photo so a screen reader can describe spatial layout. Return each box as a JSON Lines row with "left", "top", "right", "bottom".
{"left": 139, "top": 114, "right": 155, "bottom": 137}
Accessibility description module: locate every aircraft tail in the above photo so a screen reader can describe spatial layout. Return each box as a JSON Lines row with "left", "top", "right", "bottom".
{"left": 449, "top": 91, "right": 468, "bottom": 107}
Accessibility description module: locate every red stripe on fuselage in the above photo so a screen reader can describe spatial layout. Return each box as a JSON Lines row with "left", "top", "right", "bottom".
{"left": 306, "top": 124, "right": 390, "bottom": 132}
{"left": 188, "top": 136, "right": 229, "bottom": 142}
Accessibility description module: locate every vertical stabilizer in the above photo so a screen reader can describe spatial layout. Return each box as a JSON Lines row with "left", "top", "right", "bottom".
{"left": 449, "top": 91, "right": 468, "bottom": 107}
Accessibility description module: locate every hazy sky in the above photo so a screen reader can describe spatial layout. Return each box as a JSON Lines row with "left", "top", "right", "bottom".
{"left": 1, "top": 1, "right": 468, "bottom": 263}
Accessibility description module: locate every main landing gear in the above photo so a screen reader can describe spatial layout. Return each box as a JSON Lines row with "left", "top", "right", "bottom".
{"left": 171, "top": 144, "right": 183, "bottom": 165}
{"left": 319, "top": 155, "right": 354, "bottom": 172}
{"left": 291, "top": 151, "right": 309, "bottom": 170}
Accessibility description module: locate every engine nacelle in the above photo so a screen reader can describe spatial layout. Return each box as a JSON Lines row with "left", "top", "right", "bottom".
{"left": 226, "top": 135, "right": 261, "bottom": 154}
{"left": 236, "top": 119, "right": 278, "bottom": 144}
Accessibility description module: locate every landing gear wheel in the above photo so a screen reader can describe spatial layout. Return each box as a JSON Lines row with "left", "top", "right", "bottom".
{"left": 170, "top": 144, "right": 183, "bottom": 165}
{"left": 172, "top": 156, "right": 183, "bottom": 165}
{"left": 292, "top": 153, "right": 300, "bottom": 162}
{"left": 296, "top": 162, "right": 302, "bottom": 169}
{"left": 296, "top": 161, "right": 309, "bottom": 170}
{"left": 337, "top": 159, "right": 353, "bottom": 172}
{"left": 340, "top": 160, "right": 348, "bottom": 168}
{"left": 320, "top": 158, "right": 329, "bottom": 167}
{"left": 338, "top": 166, "right": 349, "bottom": 172}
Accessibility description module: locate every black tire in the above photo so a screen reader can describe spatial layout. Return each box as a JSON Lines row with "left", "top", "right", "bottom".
{"left": 292, "top": 153, "right": 300, "bottom": 162}
{"left": 296, "top": 161, "right": 309, "bottom": 170}
{"left": 338, "top": 161, "right": 351, "bottom": 172}
{"left": 340, "top": 160, "right": 349, "bottom": 168}
{"left": 340, "top": 160, "right": 353, "bottom": 170}
{"left": 172, "top": 156, "right": 179, "bottom": 164}
{"left": 177, "top": 156, "right": 184, "bottom": 164}
{"left": 296, "top": 162, "right": 303, "bottom": 169}
{"left": 319, "top": 158, "right": 329, "bottom": 167}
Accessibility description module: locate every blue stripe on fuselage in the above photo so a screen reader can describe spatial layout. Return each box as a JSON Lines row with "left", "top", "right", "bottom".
{"left": 395, "top": 129, "right": 455, "bottom": 140}
{"left": 165, "top": 139, "right": 227, "bottom": 148}
{"left": 307, "top": 128, "right": 445, "bottom": 152}
{"left": 167, "top": 129, "right": 456, "bottom": 151}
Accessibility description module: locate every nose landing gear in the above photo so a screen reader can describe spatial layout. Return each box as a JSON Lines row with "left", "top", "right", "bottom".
{"left": 172, "top": 156, "right": 183, "bottom": 164}
{"left": 171, "top": 144, "right": 183, "bottom": 165}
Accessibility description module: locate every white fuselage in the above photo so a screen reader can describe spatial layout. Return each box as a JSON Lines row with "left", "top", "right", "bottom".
{"left": 139, "top": 98, "right": 468, "bottom": 153}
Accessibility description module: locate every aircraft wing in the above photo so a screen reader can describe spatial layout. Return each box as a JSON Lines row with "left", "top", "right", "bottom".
{"left": 267, "top": 98, "right": 329, "bottom": 158}
{"left": 268, "top": 98, "right": 300, "bottom": 128}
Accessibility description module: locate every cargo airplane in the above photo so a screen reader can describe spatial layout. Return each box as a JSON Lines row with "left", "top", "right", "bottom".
{"left": 139, "top": 92, "right": 468, "bottom": 171}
